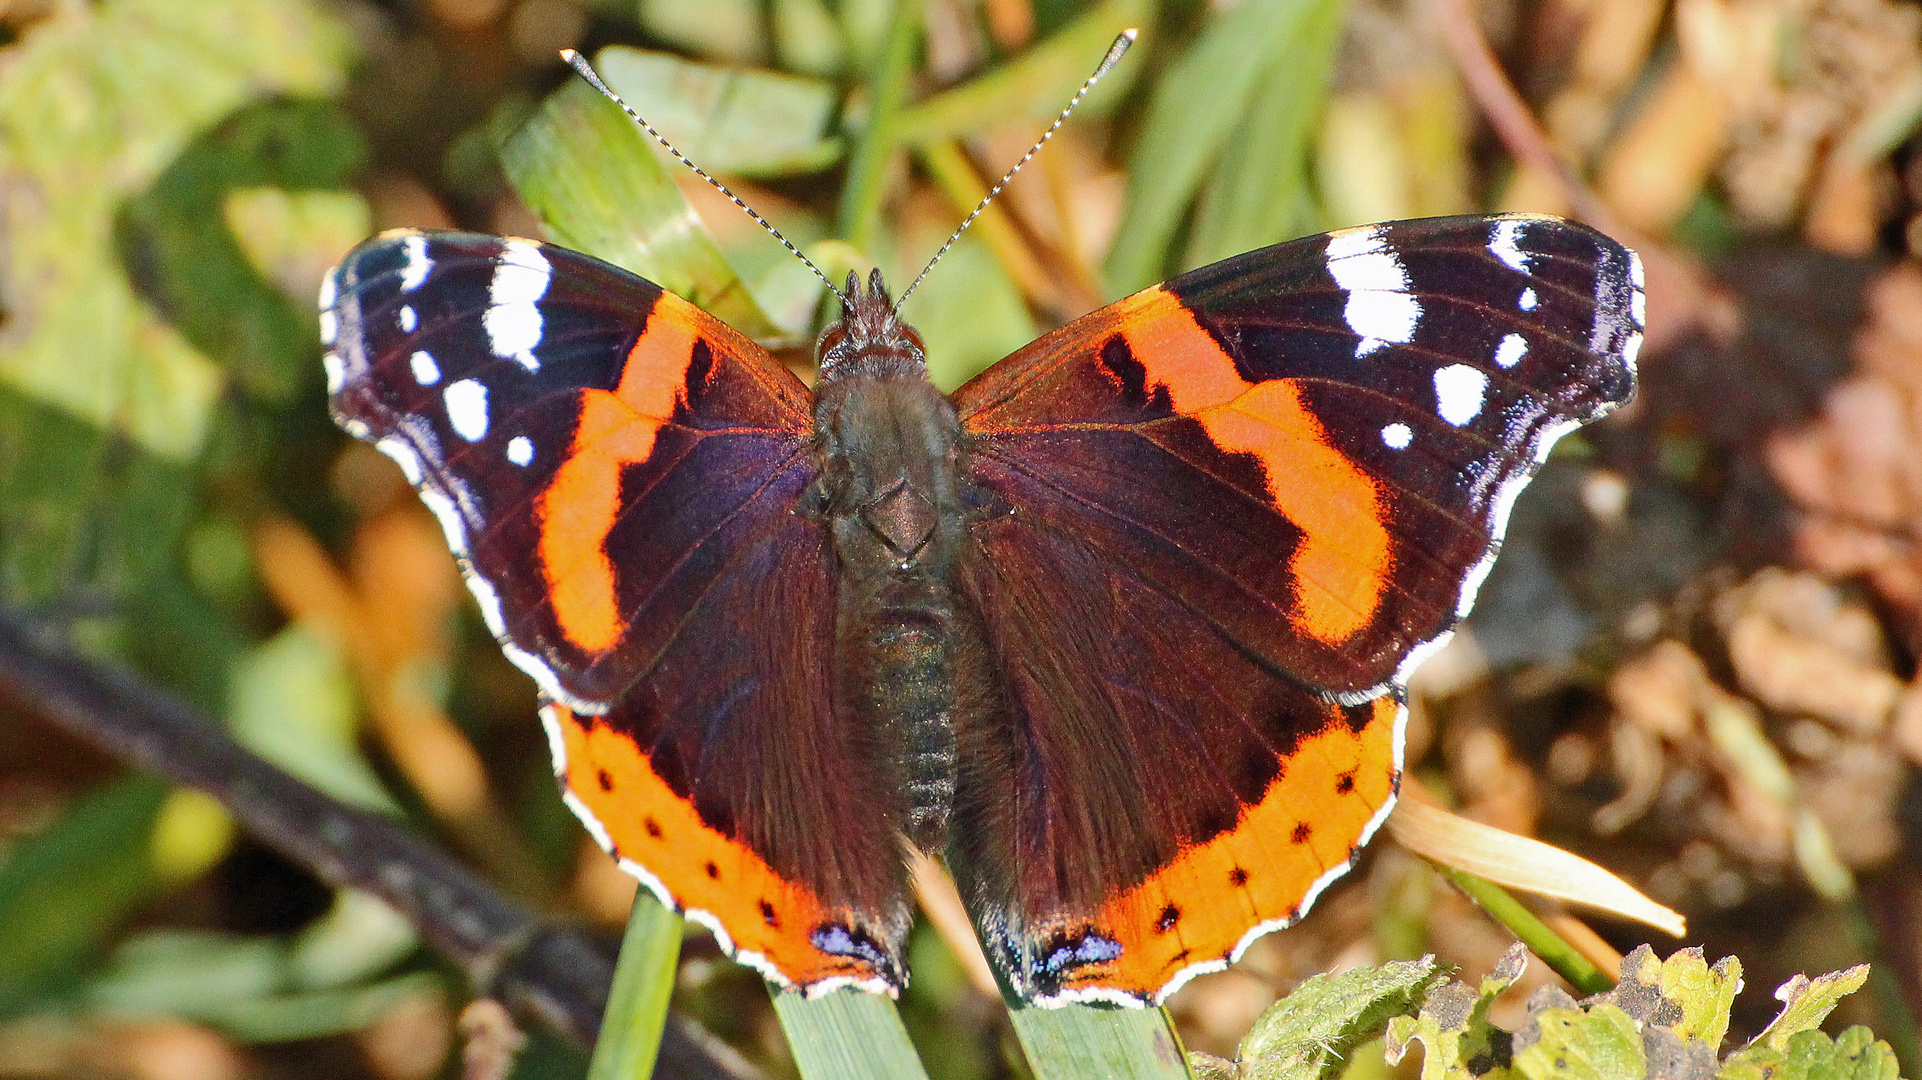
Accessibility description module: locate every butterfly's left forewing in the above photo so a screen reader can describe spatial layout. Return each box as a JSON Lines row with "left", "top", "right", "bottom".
{"left": 949, "top": 214, "right": 1641, "bottom": 1003}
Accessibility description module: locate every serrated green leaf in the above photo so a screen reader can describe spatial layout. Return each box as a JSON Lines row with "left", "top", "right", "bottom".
{"left": 593, "top": 47, "right": 843, "bottom": 176}
{"left": 1596, "top": 946, "right": 1741, "bottom": 1051}
{"left": 1725, "top": 1027, "right": 1903, "bottom": 1080}
{"left": 497, "top": 73, "right": 781, "bottom": 340}
{"left": 1226, "top": 958, "right": 1445, "bottom": 1080}
{"left": 1749, "top": 967, "right": 1873, "bottom": 1054}
{"left": 1386, "top": 946, "right": 1526, "bottom": 1080}
{"left": 0, "top": 0, "right": 352, "bottom": 459}
{"left": 1513, "top": 1006, "right": 1645, "bottom": 1080}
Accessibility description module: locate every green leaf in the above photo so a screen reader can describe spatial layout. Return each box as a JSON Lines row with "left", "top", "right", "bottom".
{"left": 1723, "top": 1027, "right": 1902, "bottom": 1080}
{"left": 771, "top": 987, "right": 931, "bottom": 1080}
{"left": 227, "top": 624, "right": 397, "bottom": 814}
{"left": 1605, "top": 946, "right": 1741, "bottom": 1050}
{"left": 1385, "top": 945, "right": 1527, "bottom": 1080}
{"left": 1105, "top": 0, "right": 1339, "bottom": 293}
{"left": 1749, "top": 966, "right": 1874, "bottom": 1054}
{"left": 1008, "top": 1002, "right": 1194, "bottom": 1080}
{"left": 1181, "top": 0, "right": 1345, "bottom": 269}
{"left": 0, "top": 388, "right": 199, "bottom": 612}
{"left": 0, "top": 0, "right": 353, "bottom": 459}
{"left": 1511, "top": 1005, "right": 1645, "bottom": 1080}
{"left": 1227, "top": 958, "right": 1446, "bottom": 1080}
{"left": 498, "top": 72, "right": 782, "bottom": 340}
{"left": 636, "top": 0, "right": 766, "bottom": 63}
{"left": 85, "top": 927, "right": 441, "bottom": 1042}
{"left": 115, "top": 97, "right": 368, "bottom": 404}
{"left": 592, "top": 47, "right": 843, "bottom": 176}
{"left": 287, "top": 890, "right": 420, "bottom": 991}
{"left": 0, "top": 777, "right": 167, "bottom": 1013}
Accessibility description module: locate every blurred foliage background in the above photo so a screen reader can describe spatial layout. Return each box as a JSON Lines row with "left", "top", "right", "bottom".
{"left": 2, "top": 0, "right": 1922, "bottom": 1077}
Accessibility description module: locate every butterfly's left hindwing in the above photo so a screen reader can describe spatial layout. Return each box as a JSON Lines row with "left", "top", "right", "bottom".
{"left": 949, "top": 214, "right": 1641, "bottom": 1003}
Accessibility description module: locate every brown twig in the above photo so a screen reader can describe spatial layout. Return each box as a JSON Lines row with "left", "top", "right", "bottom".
{"left": 1430, "top": 0, "right": 1622, "bottom": 235}
{"left": 0, "top": 604, "right": 762, "bottom": 1080}
{"left": 1431, "top": 0, "right": 1713, "bottom": 355}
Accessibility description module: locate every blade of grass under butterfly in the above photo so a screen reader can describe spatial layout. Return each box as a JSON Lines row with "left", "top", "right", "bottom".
{"left": 498, "top": 72, "right": 780, "bottom": 339}
{"left": 772, "top": 987, "right": 932, "bottom": 1080}
{"left": 586, "top": 890, "right": 683, "bottom": 1080}
{"left": 1009, "top": 1002, "right": 1196, "bottom": 1080}
{"left": 1105, "top": 0, "right": 1343, "bottom": 294}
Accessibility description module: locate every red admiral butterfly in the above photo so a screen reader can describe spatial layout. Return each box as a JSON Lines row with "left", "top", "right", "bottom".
{"left": 320, "top": 53, "right": 1641, "bottom": 1006}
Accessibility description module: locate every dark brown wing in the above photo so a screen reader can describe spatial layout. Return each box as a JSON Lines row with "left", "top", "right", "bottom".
{"left": 946, "top": 214, "right": 1642, "bottom": 1003}
{"left": 325, "top": 230, "right": 911, "bottom": 994}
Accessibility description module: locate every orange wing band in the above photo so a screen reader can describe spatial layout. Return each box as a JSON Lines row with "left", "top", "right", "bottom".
{"left": 1113, "top": 288, "right": 1392, "bottom": 644}
{"left": 545, "top": 703, "right": 891, "bottom": 991}
{"left": 1073, "top": 694, "right": 1400, "bottom": 999}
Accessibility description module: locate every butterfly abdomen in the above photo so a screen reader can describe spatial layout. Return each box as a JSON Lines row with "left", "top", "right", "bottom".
{"left": 813, "top": 322, "right": 989, "bottom": 853}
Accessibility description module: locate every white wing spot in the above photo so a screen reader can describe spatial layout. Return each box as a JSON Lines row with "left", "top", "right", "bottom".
{"left": 507, "top": 435, "right": 534, "bottom": 466}
{"left": 1494, "top": 333, "right": 1528, "bottom": 369}
{"left": 1490, "top": 218, "right": 1531, "bottom": 272}
{"left": 486, "top": 239, "right": 550, "bottom": 370}
{"left": 322, "top": 351, "right": 343, "bottom": 394}
{"left": 1518, "top": 287, "right": 1538, "bottom": 311}
{"left": 1382, "top": 422, "right": 1413, "bottom": 449}
{"left": 400, "top": 234, "right": 432, "bottom": 291}
{"left": 399, "top": 305, "right": 417, "bottom": 332}
{"left": 1434, "top": 364, "right": 1488, "bottom": 427}
{"left": 1326, "top": 226, "right": 1420, "bottom": 356}
{"left": 410, "top": 350, "right": 441, "bottom": 386}
{"left": 318, "top": 308, "right": 338, "bottom": 346}
{"left": 444, "top": 378, "right": 489, "bottom": 442}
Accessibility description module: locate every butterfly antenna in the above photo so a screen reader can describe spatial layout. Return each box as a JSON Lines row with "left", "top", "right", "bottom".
{"left": 895, "top": 28, "right": 1137, "bottom": 308}
{"left": 560, "top": 48, "right": 850, "bottom": 305}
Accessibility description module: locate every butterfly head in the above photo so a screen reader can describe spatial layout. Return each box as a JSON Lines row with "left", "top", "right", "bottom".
{"left": 817, "top": 268, "right": 927, "bottom": 383}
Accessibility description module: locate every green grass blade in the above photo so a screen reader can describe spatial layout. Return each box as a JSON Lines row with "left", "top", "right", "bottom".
{"left": 893, "top": 0, "right": 1151, "bottom": 147}
{"left": 497, "top": 71, "right": 779, "bottom": 339}
{"left": 1105, "top": 0, "right": 1344, "bottom": 294}
{"left": 1009, "top": 1002, "right": 1195, "bottom": 1080}
{"left": 587, "top": 889, "right": 684, "bottom": 1080}
{"left": 837, "top": 0, "right": 921, "bottom": 257}
{"left": 1441, "top": 867, "right": 1612, "bottom": 996}
{"left": 1182, "top": 0, "right": 1345, "bottom": 268}
{"left": 772, "top": 987, "right": 932, "bottom": 1080}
